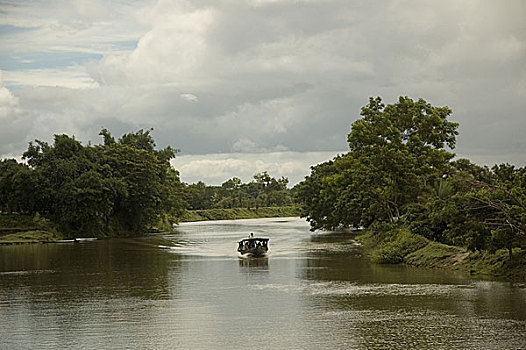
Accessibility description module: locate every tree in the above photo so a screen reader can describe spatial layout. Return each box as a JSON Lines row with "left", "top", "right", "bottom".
{"left": 466, "top": 164, "right": 526, "bottom": 259}
{"left": 221, "top": 177, "right": 243, "bottom": 208}
{"left": 185, "top": 181, "right": 217, "bottom": 210}
{"left": 19, "top": 129, "right": 185, "bottom": 236}
{"left": 347, "top": 96, "right": 458, "bottom": 224}
{"left": 294, "top": 159, "right": 342, "bottom": 230}
{"left": 183, "top": 172, "right": 294, "bottom": 210}
{"left": 253, "top": 171, "right": 291, "bottom": 207}
{"left": 297, "top": 96, "right": 459, "bottom": 230}
{"left": 0, "top": 159, "right": 35, "bottom": 213}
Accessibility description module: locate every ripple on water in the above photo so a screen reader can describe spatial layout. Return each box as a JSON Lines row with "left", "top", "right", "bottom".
{"left": 250, "top": 280, "right": 477, "bottom": 298}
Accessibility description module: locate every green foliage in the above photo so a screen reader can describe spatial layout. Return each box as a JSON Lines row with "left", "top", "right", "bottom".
{"left": 0, "top": 230, "right": 61, "bottom": 243}
{"left": 184, "top": 172, "right": 294, "bottom": 211}
{"left": 461, "top": 248, "right": 526, "bottom": 279}
{"left": 0, "top": 129, "right": 185, "bottom": 237}
{"left": 180, "top": 206, "right": 302, "bottom": 222}
{"left": 296, "top": 96, "right": 459, "bottom": 230}
{"left": 0, "top": 213, "right": 56, "bottom": 234}
{"left": 404, "top": 242, "right": 466, "bottom": 268}
{"left": 369, "top": 229, "right": 429, "bottom": 264}
{"left": 296, "top": 96, "right": 526, "bottom": 265}
{"left": 0, "top": 159, "right": 35, "bottom": 213}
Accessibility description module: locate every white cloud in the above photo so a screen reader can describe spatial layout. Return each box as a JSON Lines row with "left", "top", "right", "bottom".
{"left": 0, "top": 0, "right": 150, "bottom": 54}
{"left": 3, "top": 67, "right": 98, "bottom": 89}
{"left": 0, "top": 73, "right": 19, "bottom": 117}
{"left": 0, "top": 73, "right": 33, "bottom": 154}
{"left": 88, "top": 1, "right": 216, "bottom": 87}
{"left": 1, "top": 0, "right": 525, "bottom": 173}
{"left": 172, "top": 150, "right": 343, "bottom": 186}
{"left": 180, "top": 93, "right": 199, "bottom": 102}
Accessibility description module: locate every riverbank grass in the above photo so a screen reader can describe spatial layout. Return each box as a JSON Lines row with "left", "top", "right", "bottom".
{"left": 0, "top": 230, "right": 61, "bottom": 244}
{"left": 460, "top": 249, "right": 526, "bottom": 279}
{"left": 179, "top": 206, "right": 302, "bottom": 222}
{"left": 404, "top": 241, "right": 467, "bottom": 268}
{"left": 357, "top": 228, "right": 526, "bottom": 280}
{"left": 0, "top": 214, "right": 61, "bottom": 244}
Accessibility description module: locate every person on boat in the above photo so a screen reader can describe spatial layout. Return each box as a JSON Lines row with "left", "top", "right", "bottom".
{"left": 249, "top": 232, "right": 254, "bottom": 239}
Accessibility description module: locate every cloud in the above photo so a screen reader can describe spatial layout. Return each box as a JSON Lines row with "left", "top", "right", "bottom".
{"left": 87, "top": 1, "right": 215, "bottom": 87}
{"left": 1, "top": 0, "right": 525, "bottom": 183}
{"left": 0, "top": 72, "right": 33, "bottom": 155}
{"left": 3, "top": 67, "right": 97, "bottom": 89}
{"left": 180, "top": 93, "right": 199, "bottom": 102}
{"left": 172, "top": 150, "right": 342, "bottom": 186}
{"left": 0, "top": 0, "right": 149, "bottom": 54}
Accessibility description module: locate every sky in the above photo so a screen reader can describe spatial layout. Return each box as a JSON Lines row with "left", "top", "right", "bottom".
{"left": 1, "top": 0, "right": 525, "bottom": 186}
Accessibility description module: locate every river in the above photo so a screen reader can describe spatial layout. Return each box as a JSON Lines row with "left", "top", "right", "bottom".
{"left": 1, "top": 217, "right": 525, "bottom": 349}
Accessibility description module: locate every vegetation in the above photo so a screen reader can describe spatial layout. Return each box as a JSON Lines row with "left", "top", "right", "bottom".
{"left": 184, "top": 171, "right": 294, "bottom": 210}
{"left": 295, "top": 96, "right": 526, "bottom": 275}
{"left": 180, "top": 206, "right": 302, "bottom": 222}
{"left": 0, "top": 230, "right": 61, "bottom": 244}
{"left": 0, "top": 129, "right": 298, "bottom": 241}
{"left": 0, "top": 213, "right": 61, "bottom": 243}
{"left": 0, "top": 129, "right": 185, "bottom": 238}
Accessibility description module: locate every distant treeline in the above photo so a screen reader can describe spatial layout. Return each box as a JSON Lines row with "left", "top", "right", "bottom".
{"left": 185, "top": 171, "right": 295, "bottom": 210}
{"left": 295, "top": 97, "right": 526, "bottom": 260}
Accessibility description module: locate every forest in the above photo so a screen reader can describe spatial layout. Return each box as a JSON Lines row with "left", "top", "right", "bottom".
{"left": 0, "top": 129, "right": 186, "bottom": 236}
{"left": 185, "top": 172, "right": 293, "bottom": 210}
{"left": 0, "top": 129, "right": 296, "bottom": 237}
{"left": 294, "top": 97, "right": 526, "bottom": 261}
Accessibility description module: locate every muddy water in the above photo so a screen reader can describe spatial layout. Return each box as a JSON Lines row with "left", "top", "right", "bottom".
{"left": 1, "top": 217, "right": 525, "bottom": 349}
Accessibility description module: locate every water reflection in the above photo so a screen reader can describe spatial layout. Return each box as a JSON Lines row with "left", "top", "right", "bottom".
{"left": 0, "top": 238, "right": 176, "bottom": 301}
{"left": 1, "top": 217, "right": 525, "bottom": 349}
{"left": 238, "top": 256, "right": 269, "bottom": 270}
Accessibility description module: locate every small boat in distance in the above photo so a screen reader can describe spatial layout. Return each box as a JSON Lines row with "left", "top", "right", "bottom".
{"left": 237, "top": 234, "right": 269, "bottom": 257}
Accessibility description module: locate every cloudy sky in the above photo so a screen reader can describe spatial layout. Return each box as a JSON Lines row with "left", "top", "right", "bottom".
{"left": 1, "top": 0, "right": 525, "bottom": 185}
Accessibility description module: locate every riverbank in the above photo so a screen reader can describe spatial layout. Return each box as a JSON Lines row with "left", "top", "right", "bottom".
{"left": 0, "top": 214, "right": 63, "bottom": 244}
{"left": 356, "top": 229, "right": 526, "bottom": 280}
{"left": 179, "top": 206, "right": 302, "bottom": 222}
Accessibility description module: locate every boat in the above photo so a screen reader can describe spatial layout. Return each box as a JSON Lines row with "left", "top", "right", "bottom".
{"left": 237, "top": 236, "right": 269, "bottom": 257}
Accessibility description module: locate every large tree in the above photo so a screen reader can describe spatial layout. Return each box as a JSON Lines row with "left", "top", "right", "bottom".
{"left": 20, "top": 130, "right": 185, "bottom": 236}
{"left": 296, "top": 96, "right": 459, "bottom": 230}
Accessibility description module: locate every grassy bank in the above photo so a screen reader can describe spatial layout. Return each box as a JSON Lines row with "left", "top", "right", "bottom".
{"left": 179, "top": 206, "right": 302, "bottom": 222}
{"left": 357, "top": 229, "right": 526, "bottom": 280}
{"left": 0, "top": 214, "right": 62, "bottom": 244}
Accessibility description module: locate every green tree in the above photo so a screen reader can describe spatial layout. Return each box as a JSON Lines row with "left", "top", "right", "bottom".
{"left": 0, "top": 159, "right": 35, "bottom": 213}
{"left": 294, "top": 158, "right": 343, "bottom": 230}
{"left": 20, "top": 130, "right": 185, "bottom": 236}
{"left": 221, "top": 177, "right": 243, "bottom": 208}
{"left": 297, "top": 96, "right": 459, "bottom": 230}
{"left": 185, "top": 181, "right": 218, "bottom": 210}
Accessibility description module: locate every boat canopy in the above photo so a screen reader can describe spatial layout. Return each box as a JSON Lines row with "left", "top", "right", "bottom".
{"left": 238, "top": 238, "right": 269, "bottom": 243}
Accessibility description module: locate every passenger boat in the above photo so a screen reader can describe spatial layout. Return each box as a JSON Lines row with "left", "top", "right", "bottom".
{"left": 237, "top": 235, "right": 269, "bottom": 257}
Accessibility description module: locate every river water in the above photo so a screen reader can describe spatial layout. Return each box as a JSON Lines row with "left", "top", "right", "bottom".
{"left": 1, "top": 217, "right": 525, "bottom": 349}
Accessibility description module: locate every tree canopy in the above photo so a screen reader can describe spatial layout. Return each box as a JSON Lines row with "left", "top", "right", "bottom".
{"left": 295, "top": 96, "right": 525, "bottom": 259}
{"left": 0, "top": 129, "right": 185, "bottom": 236}
{"left": 185, "top": 171, "right": 294, "bottom": 210}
